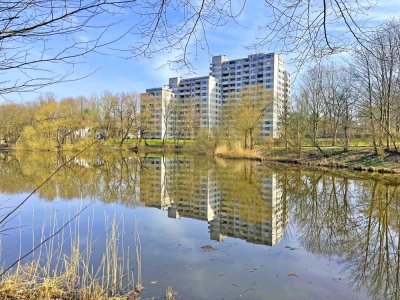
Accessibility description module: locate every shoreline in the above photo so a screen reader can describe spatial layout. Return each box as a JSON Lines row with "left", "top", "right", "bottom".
{"left": 3, "top": 143, "right": 400, "bottom": 175}
{"left": 215, "top": 148, "right": 400, "bottom": 175}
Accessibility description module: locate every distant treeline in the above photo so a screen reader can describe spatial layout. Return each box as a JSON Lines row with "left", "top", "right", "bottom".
{"left": 0, "top": 92, "right": 145, "bottom": 149}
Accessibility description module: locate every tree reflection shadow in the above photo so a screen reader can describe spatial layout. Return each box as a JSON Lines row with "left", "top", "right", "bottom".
{"left": 282, "top": 168, "right": 400, "bottom": 299}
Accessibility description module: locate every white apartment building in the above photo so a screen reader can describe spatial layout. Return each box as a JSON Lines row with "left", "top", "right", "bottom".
{"left": 142, "top": 53, "right": 290, "bottom": 139}
{"left": 210, "top": 53, "right": 291, "bottom": 138}
{"left": 141, "top": 75, "right": 220, "bottom": 139}
{"left": 142, "top": 86, "right": 174, "bottom": 139}
{"left": 169, "top": 76, "right": 220, "bottom": 130}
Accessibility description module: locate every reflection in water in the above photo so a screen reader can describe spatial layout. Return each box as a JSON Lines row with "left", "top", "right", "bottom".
{"left": 284, "top": 170, "right": 400, "bottom": 300}
{"left": 1, "top": 152, "right": 400, "bottom": 299}
{"left": 140, "top": 157, "right": 287, "bottom": 246}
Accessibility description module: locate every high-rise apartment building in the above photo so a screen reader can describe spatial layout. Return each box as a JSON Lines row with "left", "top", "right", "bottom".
{"left": 141, "top": 53, "right": 290, "bottom": 139}
{"left": 210, "top": 53, "right": 291, "bottom": 138}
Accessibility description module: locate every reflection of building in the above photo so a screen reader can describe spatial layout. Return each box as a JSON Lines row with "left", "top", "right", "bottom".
{"left": 208, "top": 174, "right": 286, "bottom": 246}
{"left": 139, "top": 157, "right": 171, "bottom": 209}
{"left": 139, "top": 158, "right": 287, "bottom": 246}
{"left": 167, "top": 169, "right": 220, "bottom": 222}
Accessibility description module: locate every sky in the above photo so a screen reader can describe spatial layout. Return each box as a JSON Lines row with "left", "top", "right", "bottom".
{"left": 4, "top": 0, "right": 400, "bottom": 103}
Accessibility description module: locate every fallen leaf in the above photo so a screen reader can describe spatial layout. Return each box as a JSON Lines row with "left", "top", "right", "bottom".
{"left": 201, "top": 245, "right": 216, "bottom": 252}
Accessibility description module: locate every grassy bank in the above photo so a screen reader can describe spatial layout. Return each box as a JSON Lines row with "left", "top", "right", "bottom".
{"left": 261, "top": 147, "right": 400, "bottom": 174}
{"left": 212, "top": 140, "right": 400, "bottom": 174}
{"left": 10, "top": 138, "right": 196, "bottom": 154}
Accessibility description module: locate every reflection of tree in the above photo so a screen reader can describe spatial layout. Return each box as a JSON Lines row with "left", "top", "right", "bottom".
{"left": 0, "top": 152, "right": 140, "bottom": 206}
{"left": 282, "top": 169, "right": 400, "bottom": 299}
{"left": 349, "top": 182, "right": 400, "bottom": 300}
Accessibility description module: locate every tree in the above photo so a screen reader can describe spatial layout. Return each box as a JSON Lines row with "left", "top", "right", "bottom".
{"left": 0, "top": 0, "right": 141, "bottom": 97}
{"left": 0, "top": 103, "right": 33, "bottom": 143}
{"left": 256, "top": 1, "right": 379, "bottom": 67}
{"left": 221, "top": 85, "right": 273, "bottom": 150}
{"left": 282, "top": 94, "right": 309, "bottom": 157}
{"left": 352, "top": 20, "right": 400, "bottom": 153}
{"left": 279, "top": 83, "right": 291, "bottom": 152}
{"left": 161, "top": 95, "right": 173, "bottom": 147}
{"left": 113, "top": 93, "right": 140, "bottom": 147}
{"left": 300, "top": 65, "right": 326, "bottom": 154}
{"left": 1, "top": 0, "right": 388, "bottom": 99}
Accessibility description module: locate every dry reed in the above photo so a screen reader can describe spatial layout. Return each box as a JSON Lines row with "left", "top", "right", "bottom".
{"left": 0, "top": 211, "right": 141, "bottom": 300}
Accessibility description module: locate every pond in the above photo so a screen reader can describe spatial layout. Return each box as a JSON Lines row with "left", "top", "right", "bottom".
{"left": 0, "top": 151, "right": 399, "bottom": 299}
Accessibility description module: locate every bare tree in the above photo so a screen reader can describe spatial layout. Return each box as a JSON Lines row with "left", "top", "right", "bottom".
{"left": 301, "top": 65, "right": 326, "bottom": 154}
{"left": 114, "top": 93, "right": 140, "bottom": 147}
{"left": 352, "top": 20, "right": 400, "bottom": 153}
{"left": 256, "top": 0, "right": 378, "bottom": 68}
{"left": 2, "top": 0, "right": 388, "bottom": 99}
{"left": 0, "top": 0, "right": 141, "bottom": 97}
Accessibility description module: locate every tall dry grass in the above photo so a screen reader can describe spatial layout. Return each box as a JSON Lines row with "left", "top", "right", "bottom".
{"left": 214, "top": 143, "right": 263, "bottom": 160}
{"left": 0, "top": 211, "right": 141, "bottom": 300}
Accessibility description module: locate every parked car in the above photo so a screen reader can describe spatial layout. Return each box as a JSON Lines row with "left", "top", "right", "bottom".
{"left": 96, "top": 132, "right": 106, "bottom": 140}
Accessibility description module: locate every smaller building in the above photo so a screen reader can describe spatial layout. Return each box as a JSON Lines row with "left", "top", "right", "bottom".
{"left": 141, "top": 75, "right": 221, "bottom": 140}
{"left": 141, "top": 86, "right": 174, "bottom": 139}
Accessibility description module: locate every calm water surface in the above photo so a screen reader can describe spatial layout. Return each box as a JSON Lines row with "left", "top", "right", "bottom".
{"left": 0, "top": 151, "right": 399, "bottom": 299}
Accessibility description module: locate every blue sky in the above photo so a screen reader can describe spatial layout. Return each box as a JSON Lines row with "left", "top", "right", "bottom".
{"left": 5, "top": 0, "right": 400, "bottom": 103}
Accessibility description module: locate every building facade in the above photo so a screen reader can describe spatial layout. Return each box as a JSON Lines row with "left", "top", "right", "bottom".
{"left": 210, "top": 53, "right": 291, "bottom": 138}
{"left": 142, "top": 86, "right": 174, "bottom": 139}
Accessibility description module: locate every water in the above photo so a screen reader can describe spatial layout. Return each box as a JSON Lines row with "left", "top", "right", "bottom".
{"left": 0, "top": 151, "right": 399, "bottom": 299}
